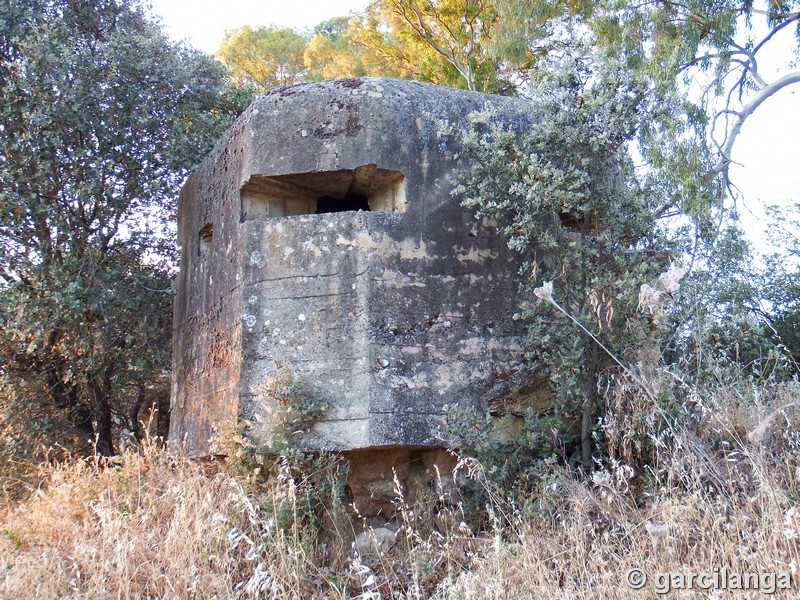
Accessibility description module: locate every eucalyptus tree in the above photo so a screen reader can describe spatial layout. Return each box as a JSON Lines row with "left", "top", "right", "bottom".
{"left": 491, "top": 0, "right": 800, "bottom": 198}
{"left": 451, "top": 0, "right": 800, "bottom": 466}
{"left": 304, "top": 17, "right": 367, "bottom": 81}
{"left": 452, "top": 50, "right": 679, "bottom": 466}
{"left": 362, "top": 0, "right": 499, "bottom": 91}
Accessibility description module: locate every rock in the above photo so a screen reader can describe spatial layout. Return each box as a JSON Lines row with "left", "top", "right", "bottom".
{"left": 354, "top": 527, "right": 397, "bottom": 556}
{"left": 345, "top": 446, "right": 458, "bottom": 519}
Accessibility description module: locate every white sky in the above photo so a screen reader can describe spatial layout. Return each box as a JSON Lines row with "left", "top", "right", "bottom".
{"left": 721, "top": 24, "right": 800, "bottom": 251}
{"left": 729, "top": 90, "right": 800, "bottom": 248}
{"left": 147, "top": 0, "right": 799, "bottom": 251}
{"left": 148, "top": 0, "right": 368, "bottom": 53}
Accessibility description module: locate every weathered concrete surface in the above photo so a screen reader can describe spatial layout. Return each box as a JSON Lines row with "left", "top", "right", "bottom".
{"left": 169, "top": 77, "right": 535, "bottom": 459}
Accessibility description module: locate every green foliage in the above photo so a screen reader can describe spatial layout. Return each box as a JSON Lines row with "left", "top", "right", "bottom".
{"left": 759, "top": 202, "right": 800, "bottom": 370}
{"left": 304, "top": 17, "right": 368, "bottom": 81}
{"left": 0, "top": 529, "right": 21, "bottom": 548}
{"left": 438, "top": 406, "right": 548, "bottom": 481}
{"left": 0, "top": 0, "right": 249, "bottom": 459}
{"left": 217, "top": 2, "right": 516, "bottom": 93}
{"left": 663, "top": 219, "right": 800, "bottom": 383}
{"left": 253, "top": 452, "right": 349, "bottom": 564}
{"left": 219, "top": 371, "right": 334, "bottom": 476}
{"left": 217, "top": 373, "right": 346, "bottom": 558}
{"left": 445, "top": 0, "right": 800, "bottom": 469}
{"left": 216, "top": 25, "right": 308, "bottom": 91}
{"left": 490, "top": 0, "right": 800, "bottom": 193}
{"left": 438, "top": 403, "right": 558, "bottom": 476}
{"left": 451, "top": 49, "right": 677, "bottom": 465}
{"left": 252, "top": 372, "right": 335, "bottom": 456}
{"left": 348, "top": 0, "right": 514, "bottom": 92}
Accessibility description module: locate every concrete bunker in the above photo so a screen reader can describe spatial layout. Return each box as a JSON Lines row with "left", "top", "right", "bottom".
{"left": 170, "top": 78, "right": 537, "bottom": 519}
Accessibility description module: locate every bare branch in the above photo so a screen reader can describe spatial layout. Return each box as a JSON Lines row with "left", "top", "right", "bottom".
{"left": 711, "top": 70, "right": 800, "bottom": 177}
{"left": 752, "top": 12, "right": 800, "bottom": 55}
{"left": 728, "top": 44, "right": 766, "bottom": 87}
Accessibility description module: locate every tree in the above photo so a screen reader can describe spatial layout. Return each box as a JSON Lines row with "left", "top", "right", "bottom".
{"left": 452, "top": 49, "right": 675, "bottom": 466}
{"left": 304, "top": 17, "right": 367, "bottom": 81}
{"left": 214, "top": 12, "right": 489, "bottom": 90}
{"left": 215, "top": 4, "right": 515, "bottom": 93}
{"left": 490, "top": 0, "right": 800, "bottom": 196}
{"left": 0, "top": 0, "right": 249, "bottom": 457}
{"left": 301, "top": 2, "right": 515, "bottom": 91}
{"left": 351, "top": 0, "right": 513, "bottom": 92}
{"left": 447, "top": 0, "right": 800, "bottom": 470}
{"left": 216, "top": 25, "right": 308, "bottom": 91}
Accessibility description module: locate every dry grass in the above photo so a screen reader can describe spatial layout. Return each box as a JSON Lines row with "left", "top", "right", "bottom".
{"left": 2, "top": 376, "right": 800, "bottom": 598}
{"left": 0, "top": 442, "right": 353, "bottom": 598}
{"left": 436, "top": 377, "right": 800, "bottom": 599}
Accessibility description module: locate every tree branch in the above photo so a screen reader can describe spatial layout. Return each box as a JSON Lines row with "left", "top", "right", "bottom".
{"left": 710, "top": 70, "right": 800, "bottom": 177}
{"left": 752, "top": 12, "right": 800, "bottom": 55}
{"left": 393, "top": 0, "right": 476, "bottom": 90}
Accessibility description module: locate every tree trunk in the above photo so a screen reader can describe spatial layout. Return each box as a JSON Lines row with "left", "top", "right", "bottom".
{"left": 154, "top": 387, "right": 170, "bottom": 441}
{"left": 129, "top": 383, "right": 170, "bottom": 443}
{"left": 46, "top": 363, "right": 94, "bottom": 439}
{"left": 129, "top": 383, "right": 146, "bottom": 443}
{"left": 581, "top": 343, "right": 600, "bottom": 468}
{"left": 88, "top": 369, "right": 114, "bottom": 456}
